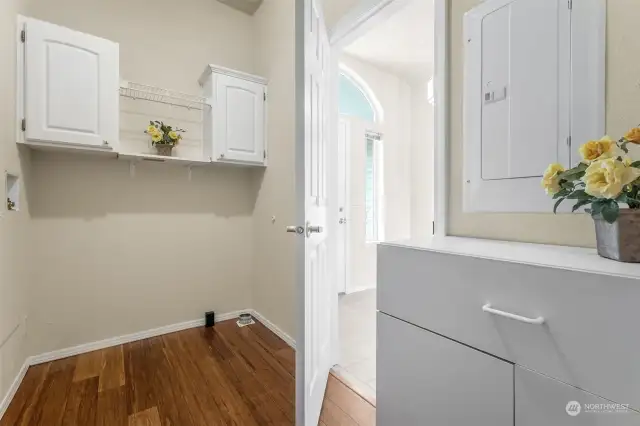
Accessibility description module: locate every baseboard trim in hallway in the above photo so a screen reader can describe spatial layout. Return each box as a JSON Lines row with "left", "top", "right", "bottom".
{"left": 0, "top": 309, "right": 295, "bottom": 422}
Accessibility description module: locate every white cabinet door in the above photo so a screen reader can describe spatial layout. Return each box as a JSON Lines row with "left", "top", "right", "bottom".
{"left": 377, "top": 312, "right": 514, "bottom": 426}
{"left": 23, "top": 17, "right": 119, "bottom": 148}
{"left": 215, "top": 75, "right": 265, "bottom": 164}
{"left": 516, "top": 366, "right": 640, "bottom": 425}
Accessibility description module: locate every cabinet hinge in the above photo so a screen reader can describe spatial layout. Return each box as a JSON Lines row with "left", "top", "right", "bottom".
{"left": 263, "top": 150, "right": 266, "bottom": 160}
{"left": 566, "top": 135, "right": 571, "bottom": 147}
{"left": 21, "top": 119, "right": 26, "bottom": 132}
{"left": 568, "top": 0, "right": 572, "bottom": 9}
{"left": 263, "top": 92, "right": 267, "bottom": 102}
{"left": 20, "top": 30, "right": 25, "bottom": 43}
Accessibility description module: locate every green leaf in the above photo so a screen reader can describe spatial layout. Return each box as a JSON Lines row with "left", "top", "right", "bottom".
{"left": 631, "top": 161, "right": 640, "bottom": 168}
{"left": 552, "top": 189, "right": 570, "bottom": 199}
{"left": 591, "top": 199, "right": 607, "bottom": 215}
{"left": 567, "top": 190, "right": 590, "bottom": 200}
{"left": 621, "top": 141, "right": 630, "bottom": 154}
{"left": 601, "top": 201, "right": 620, "bottom": 224}
{"left": 558, "top": 163, "right": 587, "bottom": 180}
{"left": 560, "top": 180, "right": 575, "bottom": 190}
{"left": 553, "top": 197, "right": 565, "bottom": 214}
{"left": 572, "top": 199, "right": 592, "bottom": 212}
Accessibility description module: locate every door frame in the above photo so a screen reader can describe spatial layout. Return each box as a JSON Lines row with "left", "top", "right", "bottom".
{"left": 296, "top": 0, "right": 450, "bottom": 422}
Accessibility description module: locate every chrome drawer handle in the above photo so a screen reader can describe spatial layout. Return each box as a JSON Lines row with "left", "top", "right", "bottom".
{"left": 482, "top": 304, "right": 545, "bottom": 325}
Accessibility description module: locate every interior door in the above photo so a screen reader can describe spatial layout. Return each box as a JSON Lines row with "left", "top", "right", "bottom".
{"left": 215, "top": 75, "right": 265, "bottom": 164}
{"left": 298, "top": 0, "right": 332, "bottom": 424}
{"left": 23, "top": 17, "right": 119, "bottom": 148}
{"left": 336, "top": 117, "right": 350, "bottom": 294}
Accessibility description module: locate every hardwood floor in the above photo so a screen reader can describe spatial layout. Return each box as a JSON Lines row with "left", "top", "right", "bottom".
{"left": 0, "top": 319, "right": 375, "bottom": 426}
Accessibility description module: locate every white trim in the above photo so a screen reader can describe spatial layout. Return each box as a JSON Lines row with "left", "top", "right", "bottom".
{"left": 433, "top": 0, "right": 448, "bottom": 236}
{"left": 0, "top": 359, "right": 29, "bottom": 420}
{"left": 28, "top": 309, "right": 248, "bottom": 365}
{"left": 251, "top": 310, "right": 296, "bottom": 349}
{"left": 339, "top": 63, "right": 385, "bottom": 123}
{"left": 198, "top": 64, "right": 268, "bottom": 86}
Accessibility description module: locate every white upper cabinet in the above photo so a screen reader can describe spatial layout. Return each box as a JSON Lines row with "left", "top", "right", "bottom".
{"left": 200, "top": 65, "right": 267, "bottom": 166}
{"left": 464, "top": 0, "right": 605, "bottom": 212}
{"left": 18, "top": 17, "right": 119, "bottom": 151}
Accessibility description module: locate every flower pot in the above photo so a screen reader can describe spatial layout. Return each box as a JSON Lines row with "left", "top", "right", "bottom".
{"left": 155, "top": 144, "right": 173, "bottom": 156}
{"left": 593, "top": 209, "right": 640, "bottom": 262}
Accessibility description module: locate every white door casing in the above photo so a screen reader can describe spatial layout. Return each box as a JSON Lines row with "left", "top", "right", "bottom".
{"left": 22, "top": 17, "right": 119, "bottom": 148}
{"left": 336, "top": 117, "right": 350, "bottom": 294}
{"left": 297, "top": 0, "right": 332, "bottom": 424}
{"left": 215, "top": 75, "right": 266, "bottom": 164}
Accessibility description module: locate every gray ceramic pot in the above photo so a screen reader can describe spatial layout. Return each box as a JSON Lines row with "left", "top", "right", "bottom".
{"left": 594, "top": 209, "right": 640, "bottom": 262}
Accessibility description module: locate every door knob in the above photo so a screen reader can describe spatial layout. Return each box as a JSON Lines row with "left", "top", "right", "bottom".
{"left": 339, "top": 218, "right": 347, "bottom": 224}
{"left": 306, "top": 222, "right": 323, "bottom": 237}
{"left": 286, "top": 226, "right": 304, "bottom": 235}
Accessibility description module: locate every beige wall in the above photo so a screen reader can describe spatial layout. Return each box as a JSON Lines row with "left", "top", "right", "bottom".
{"left": 324, "top": 0, "right": 360, "bottom": 31}
{"left": 251, "top": 0, "right": 297, "bottom": 338}
{"left": 448, "top": 0, "right": 640, "bottom": 248}
{"left": 0, "top": 0, "right": 30, "bottom": 403}
{"left": 23, "top": 0, "right": 258, "bottom": 355}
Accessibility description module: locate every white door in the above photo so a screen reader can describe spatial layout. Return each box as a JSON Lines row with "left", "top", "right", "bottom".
{"left": 296, "top": 0, "right": 332, "bottom": 424}
{"left": 23, "top": 17, "right": 119, "bottom": 148}
{"left": 215, "top": 75, "right": 265, "bottom": 164}
{"left": 336, "top": 117, "right": 350, "bottom": 294}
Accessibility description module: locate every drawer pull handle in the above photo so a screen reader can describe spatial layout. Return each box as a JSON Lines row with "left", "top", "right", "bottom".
{"left": 482, "top": 304, "right": 545, "bottom": 325}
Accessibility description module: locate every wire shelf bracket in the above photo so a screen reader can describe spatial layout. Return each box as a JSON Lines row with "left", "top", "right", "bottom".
{"left": 119, "top": 80, "right": 211, "bottom": 111}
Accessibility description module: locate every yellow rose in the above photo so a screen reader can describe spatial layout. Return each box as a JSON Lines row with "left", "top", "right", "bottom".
{"left": 583, "top": 158, "right": 640, "bottom": 199}
{"left": 147, "top": 125, "right": 159, "bottom": 135}
{"left": 579, "top": 136, "right": 615, "bottom": 163}
{"left": 151, "top": 132, "right": 163, "bottom": 143}
{"left": 541, "top": 163, "right": 565, "bottom": 195}
{"left": 625, "top": 127, "right": 640, "bottom": 144}
{"left": 168, "top": 131, "right": 179, "bottom": 141}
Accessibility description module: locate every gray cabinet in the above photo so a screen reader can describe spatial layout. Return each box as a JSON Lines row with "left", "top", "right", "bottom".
{"left": 516, "top": 367, "right": 640, "bottom": 426}
{"left": 377, "top": 312, "right": 514, "bottom": 426}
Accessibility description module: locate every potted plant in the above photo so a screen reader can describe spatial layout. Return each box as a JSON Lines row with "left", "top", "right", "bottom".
{"left": 145, "top": 121, "right": 185, "bottom": 156}
{"left": 543, "top": 126, "right": 640, "bottom": 262}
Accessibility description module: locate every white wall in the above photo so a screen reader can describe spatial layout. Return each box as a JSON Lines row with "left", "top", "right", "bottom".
{"left": 410, "top": 81, "right": 435, "bottom": 239}
{"left": 251, "top": 0, "right": 297, "bottom": 338}
{"left": 341, "top": 54, "right": 412, "bottom": 290}
{"left": 0, "top": 0, "right": 30, "bottom": 405}
{"left": 22, "top": 0, "right": 258, "bottom": 355}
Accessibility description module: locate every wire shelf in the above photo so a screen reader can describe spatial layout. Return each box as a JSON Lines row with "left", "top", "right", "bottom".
{"left": 119, "top": 81, "right": 210, "bottom": 110}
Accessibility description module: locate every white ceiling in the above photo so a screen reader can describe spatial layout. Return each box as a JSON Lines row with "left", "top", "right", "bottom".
{"left": 343, "top": 0, "right": 434, "bottom": 83}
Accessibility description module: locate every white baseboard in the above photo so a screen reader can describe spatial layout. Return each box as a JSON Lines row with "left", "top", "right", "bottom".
{"left": 1, "top": 309, "right": 295, "bottom": 422}
{"left": 29, "top": 309, "right": 247, "bottom": 365}
{"left": 0, "top": 359, "right": 29, "bottom": 421}
{"left": 251, "top": 310, "right": 296, "bottom": 349}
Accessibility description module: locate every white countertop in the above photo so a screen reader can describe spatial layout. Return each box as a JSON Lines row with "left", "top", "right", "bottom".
{"left": 382, "top": 237, "right": 640, "bottom": 280}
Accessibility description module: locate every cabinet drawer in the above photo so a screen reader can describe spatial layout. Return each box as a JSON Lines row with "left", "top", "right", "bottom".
{"left": 378, "top": 244, "right": 640, "bottom": 409}
{"left": 377, "top": 312, "right": 513, "bottom": 426}
{"left": 516, "top": 366, "right": 639, "bottom": 425}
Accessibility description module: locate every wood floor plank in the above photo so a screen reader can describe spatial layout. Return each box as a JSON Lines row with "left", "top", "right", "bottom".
{"left": 98, "top": 346, "right": 125, "bottom": 392}
{"left": 0, "top": 321, "right": 376, "bottom": 426}
{"left": 73, "top": 350, "right": 104, "bottom": 382}
{"left": 29, "top": 358, "right": 76, "bottom": 426}
{"left": 96, "top": 387, "right": 127, "bottom": 426}
{"left": 0, "top": 363, "right": 50, "bottom": 426}
{"left": 61, "top": 377, "right": 98, "bottom": 426}
{"left": 128, "top": 407, "right": 161, "bottom": 426}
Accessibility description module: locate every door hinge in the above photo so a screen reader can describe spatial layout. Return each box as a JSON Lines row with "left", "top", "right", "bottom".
{"left": 263, "top": 92, "right": 267, "bottom": 102}
{"left": 568, "top": 0, "right": 572, "bottom": 9}
{"left": 566, "top": 135, "right": 572, "bottom": 147}
{"left": 21, "top": 119, "right": 26, "bottom": 132}
{"left": 20, "top": 30, "right": 25, "bottom": 43}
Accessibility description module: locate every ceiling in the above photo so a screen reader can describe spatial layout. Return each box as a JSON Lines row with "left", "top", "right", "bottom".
{"left": 343, "top": 0, "right": 434, "bottom": 83}
{"left": 215, "top": 0, "right": 263, "bottom": 15}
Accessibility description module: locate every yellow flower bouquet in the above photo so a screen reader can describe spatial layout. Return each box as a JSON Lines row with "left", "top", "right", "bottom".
{"left": 144, "top": 121, "right": 186, "bottom": 156}
{"left": 543, "top": 128, "right": 640, "bottom": 224}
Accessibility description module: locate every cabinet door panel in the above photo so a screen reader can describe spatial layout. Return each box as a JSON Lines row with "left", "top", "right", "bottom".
{"left": 516, "top": 366, "right": 640, "bottom": 426}
{"left": 24, "top": 18, "right": 119, "bottom": 148}
{"left": 215, "top": 75, "right": 265, "bottom": 164}
{"left": 377, "top": 312, "right": 514, "bottom": 426}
